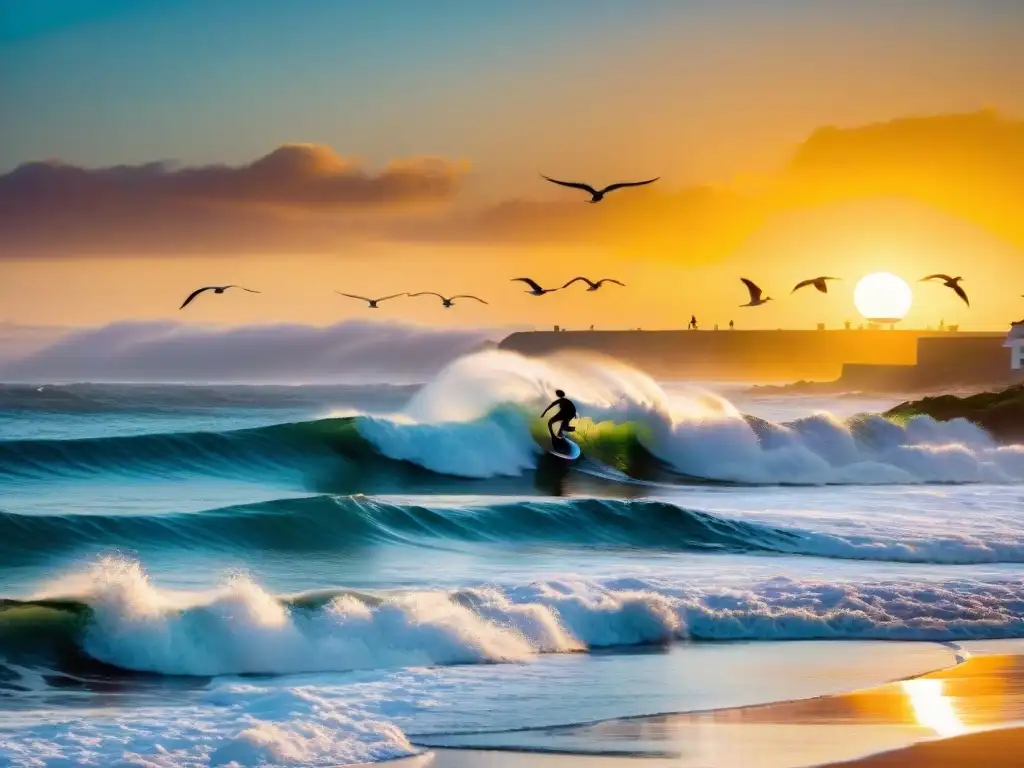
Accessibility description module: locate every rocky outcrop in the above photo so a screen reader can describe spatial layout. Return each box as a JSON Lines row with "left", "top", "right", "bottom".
{"left": 885, "top": 385, "right": 1024, "bottom": 443}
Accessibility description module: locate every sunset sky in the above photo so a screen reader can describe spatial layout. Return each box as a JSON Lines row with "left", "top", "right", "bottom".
{"left": 2, "top": 0, "right": 1023, "bottom": 334}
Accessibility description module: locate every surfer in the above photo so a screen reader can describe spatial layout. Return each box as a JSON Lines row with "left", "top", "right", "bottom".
{"left": 542, "top": 389, "right": 577, "bottom": 439}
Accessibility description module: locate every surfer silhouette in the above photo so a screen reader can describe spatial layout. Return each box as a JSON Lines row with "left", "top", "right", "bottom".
{"left": 542, "top": 389, "right": 577, "bottom": 439}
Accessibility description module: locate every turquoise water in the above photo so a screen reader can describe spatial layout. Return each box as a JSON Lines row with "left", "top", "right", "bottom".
{"left": 1, "top": 352, "right": 1022, "bottom": 765}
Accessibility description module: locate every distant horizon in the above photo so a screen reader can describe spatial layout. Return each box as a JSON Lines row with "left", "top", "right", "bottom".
{"left": 0, "top": 316, "right": 1015, "bottom": 388}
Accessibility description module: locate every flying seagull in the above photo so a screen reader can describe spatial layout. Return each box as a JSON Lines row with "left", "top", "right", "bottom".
{"left": 408, "top": 292, "right": 489, "bottom": 308}
{"left": 739, "top": 278, "right": 773, "bottom": 307}
{"left": 561, "top": 277, "right": 626, "bottom": 292}
{"left": 335, "top": 292, "right": 405, "bottom": 308}
{"left": 512, "top": 277, "right": 560, "bottom": 296}
{"left": 920, "top": 274, "right": 969, "bottom": 307}
{"left": 541, "top": 175, "right": 659, "bottom": 203}
{"left": 792, "top": 276, "right": 840, "bottom": 294}
{"left": 179, "top": 285, "right": 260, "bottom": 310}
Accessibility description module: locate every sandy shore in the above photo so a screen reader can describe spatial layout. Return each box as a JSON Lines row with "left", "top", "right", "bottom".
{"left": 410, "top": 728, "right": 1024, "bottom": 767}
{"left": 837, "top": 726, "right": 1024, "bottom": 767}
{"left": 386, "top": 653, "right": 1024, "bottom": 768}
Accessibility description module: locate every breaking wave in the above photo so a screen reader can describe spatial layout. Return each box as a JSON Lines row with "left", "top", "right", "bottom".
{"left": 1, "top": 349, "right": 1022, "bottom": 486}
{"left": 1, "top": 558, "right": 1021, "bottom": 679}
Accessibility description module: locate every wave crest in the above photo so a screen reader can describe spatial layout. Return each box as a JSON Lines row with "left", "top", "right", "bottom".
{"left": 359, "top": 349, "right": 1024, "bottom": 484}
{"left": 3, "top": 494, "right": 1022, "bottom": 566}
{"left": 1, "top": 349, "right": 1022, "bottom": 486}
{"left": 3, "top": 558, "right": 1022, "bottom": 678}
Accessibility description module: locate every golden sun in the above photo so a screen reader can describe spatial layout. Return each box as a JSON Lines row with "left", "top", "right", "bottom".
{"left": 854, "top": 272, "right": 913, "bottom": 323}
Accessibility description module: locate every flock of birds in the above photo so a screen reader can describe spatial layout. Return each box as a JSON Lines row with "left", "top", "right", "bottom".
{"left": 179, "top": 276, "right": 626, "bottom": 310}
{"left": 739, "top": 273, "right": 972, "bottom": 308}
{"left": 176, "top": 174, "right": 980, "bottom": 313}
{"left": 179, "top": 272, "right": 974, "bottom": 312}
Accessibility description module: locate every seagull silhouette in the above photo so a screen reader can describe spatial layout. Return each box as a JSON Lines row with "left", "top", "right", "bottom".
{"left": 541, "top": 175, "right": 659, "bottom": 203}
{"left": 792, "top": 276, "right": 840, "bottom": 294}
{"left": 179, "top": 285, "right": 260, "bottom": 310}
{"left": 740, "top": 278, "right": 772, "bottom": 307}
{"left": 512, "top": 278, "right": 560, "bottom": 296}
{"left": 920, "top": 274, "right": 970, "bottom": 307}
{"left": 335, "top": 292, "right": 405, "bottom": 308}
{"left": 561, "top": 277, "right": 626, "bottom": 292}
{"left": 408, "top": 292, "right": 488, "bottom": 308}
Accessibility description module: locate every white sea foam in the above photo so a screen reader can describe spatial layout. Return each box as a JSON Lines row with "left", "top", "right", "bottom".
{"left": 80, "top": 560, "right": 538, "bottom": 677}
{"left": 54, "top": 557, "right": 1024, "bottom": 681}
{"left": 778, "top": 522, "right": 1024, "bottom": 564}
{"left": 354, "top": 349, "right": 1024, "bottom": 484}
{"left": 0, "top": 684, "right": 420, "bottom": 767}
{"left": 6, "top": 554, "right": 1021, "bottom": 767}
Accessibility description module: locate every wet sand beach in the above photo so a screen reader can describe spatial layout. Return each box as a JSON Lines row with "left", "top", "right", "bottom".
{"left": 396, "top": 653, "right": 1024, "bottom": 768}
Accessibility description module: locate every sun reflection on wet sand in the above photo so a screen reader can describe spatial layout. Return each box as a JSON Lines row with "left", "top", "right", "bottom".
{"left": 901, "top": 679, "right": 965, "bottom": 738}
{"left": 415, "top": 655, "right": 1024, "bottom": 767}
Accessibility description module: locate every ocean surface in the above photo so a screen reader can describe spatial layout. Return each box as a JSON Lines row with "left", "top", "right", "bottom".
{"left": 1, "top": 349, "right": 1022, "bottom": 766}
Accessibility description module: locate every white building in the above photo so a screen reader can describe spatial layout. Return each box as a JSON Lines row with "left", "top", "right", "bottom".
{"left": 1005, "top": 322, "right": 1024, "bottom": 370}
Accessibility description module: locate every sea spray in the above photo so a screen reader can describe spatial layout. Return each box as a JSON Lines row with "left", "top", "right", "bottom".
{"left": 4, "top": 558, "right": 1023, "bottom": 678}
{"left": 2, "top": 349, "right": 1022, "bottom": 485}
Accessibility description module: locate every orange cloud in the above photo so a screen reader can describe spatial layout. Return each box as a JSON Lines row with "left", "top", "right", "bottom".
{"left": 400, "top": 110, "right": 1024, "bottom": 263}
{"left": 4, "top": 112, "right": 1022, "bottom": 261}
{"left": 778, "top": 110, "right": 1024, "bottom": 247}
{"left": 166, "top": 145, "right": 468, "bottom": 207}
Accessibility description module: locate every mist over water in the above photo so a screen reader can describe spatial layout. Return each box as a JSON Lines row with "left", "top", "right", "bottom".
{"left": 0, "top": 319, "right": 499, "bottom": 383}
{"left": 1, "top": 345, "right": 1022, "bottom": 766}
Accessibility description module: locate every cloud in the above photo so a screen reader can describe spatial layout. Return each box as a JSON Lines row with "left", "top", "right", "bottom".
{"left": 0, "top": 144, "right": 468, "bottom": 256}
{"left": 400, "top": 110, "right": 1024, "bottom": 260}
{"left": 0, "top": 320, "right": 499, "bottom": 383}
{"left": 788, "top": 110, "right": 1024, "bottom": 176}
{"left": 395, "top": 185, "right": 764, "bottom": 261}
{"left": 3, "top": 112, "right": 1022, "bottom": 260}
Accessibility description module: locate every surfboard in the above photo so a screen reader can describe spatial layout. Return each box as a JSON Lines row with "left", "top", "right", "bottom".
{"left": 548, "top": 435, "right": 581, "bottom": 461}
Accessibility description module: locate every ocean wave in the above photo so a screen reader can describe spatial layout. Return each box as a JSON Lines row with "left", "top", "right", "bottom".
{"left": 0, "top": 381, "right": 421, "bottom": 414}
{"left": 0, "top": 407, "right": 641, "bottom": 484}
{"left": 0, "top": 497, "right": 803, "bottom": 565}
{"left": 1, "top": 349, "right": 1022, "bottom": 487}
{"left": 0, "top": 405, "right": 1020, "bottom": 489}
{"left": 2, "top": 558, "right": 1021, "bottom": 678}
{"left": 2, "top": 494, "right": 1023, "bottom": 567}
{"left": 376, "top": 349, "right": 1024, "bottom": 485}
{"left": 0, "top": 417, "right": 372, "bottom": 482}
